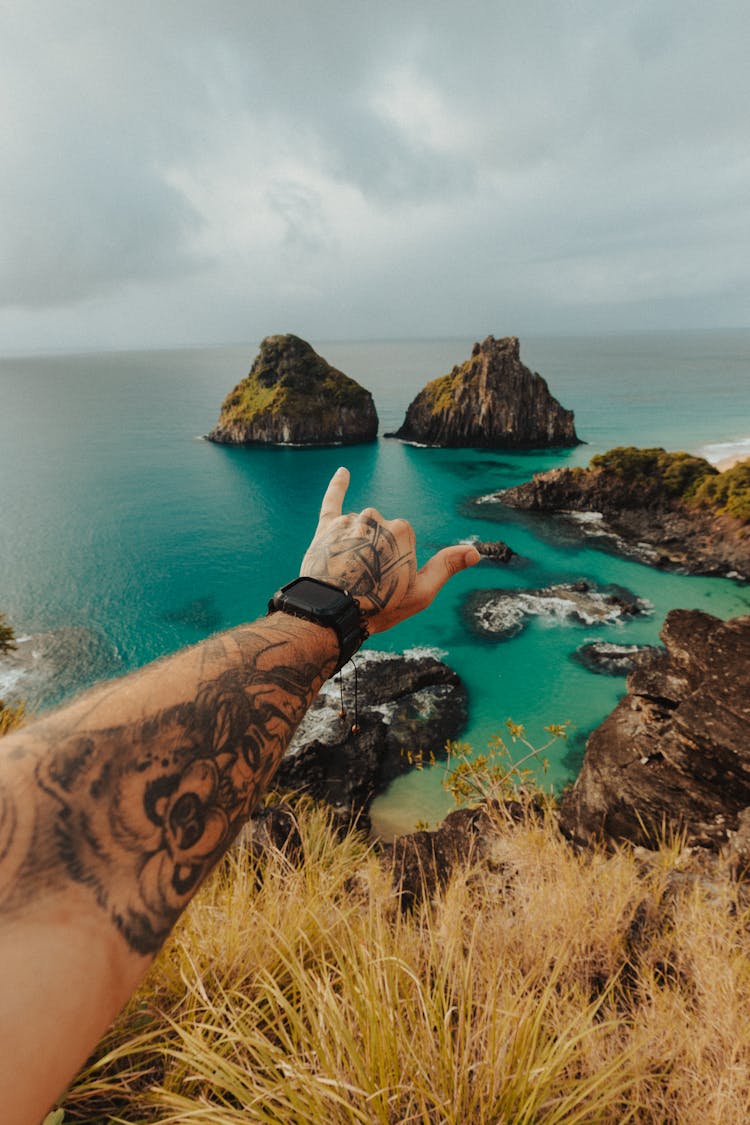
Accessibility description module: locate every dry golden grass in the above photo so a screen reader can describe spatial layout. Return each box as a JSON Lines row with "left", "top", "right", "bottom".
{"left": 0, "top": 698, "right": 24, "bottom": 736}
{"left": 58, "top": 799, "right": 750, "bottom": 1124}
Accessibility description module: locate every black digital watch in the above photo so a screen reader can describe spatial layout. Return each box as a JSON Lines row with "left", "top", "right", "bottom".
{"left": 267, "top": 577, "right": 368, "bottom": 672}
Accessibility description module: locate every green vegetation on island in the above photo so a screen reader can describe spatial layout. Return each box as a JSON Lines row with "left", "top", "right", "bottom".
{"left": 220, "top": 342, "right": 369, "bottom": 421}
{"left": 209, "top": 334, "right": 378, "bottom": 445}
{"left": 590, "top": 446, "right": 750, "bottom": 521}
{"left": 391, "top": 336, "right": 579, "bottom": 449}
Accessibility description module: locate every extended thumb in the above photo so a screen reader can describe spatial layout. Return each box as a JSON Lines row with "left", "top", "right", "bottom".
{"left": 443, "top": 544, "right": 481, "bottom": 574}
{"left": 419, "top": 543, "right": 480, "bottom": 592}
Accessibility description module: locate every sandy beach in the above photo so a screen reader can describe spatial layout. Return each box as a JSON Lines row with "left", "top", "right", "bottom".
{"left": 715, "top": 453, "right": 750, "bottom": 471}
{"left": 698, "top": 438, "right": 750, "bottom": 472}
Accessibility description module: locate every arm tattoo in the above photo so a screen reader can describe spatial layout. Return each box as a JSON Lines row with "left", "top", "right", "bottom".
{"left": 0, "top": 624, "right": 331, "bottom": 955}
{"left": 303, "top": 517, "right": 415, "bottom": 614}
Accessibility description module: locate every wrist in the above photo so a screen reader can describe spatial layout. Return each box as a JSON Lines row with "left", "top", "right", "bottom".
{"left": 263, "top": 611, "right": 340, "bottom": 667}
{"left": 267, "top": 577, "right": 369, "bottom": 673}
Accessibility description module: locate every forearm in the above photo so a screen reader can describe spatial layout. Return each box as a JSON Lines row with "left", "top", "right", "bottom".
{"left": 0, "top": 464, "right": 480, "bottom": 1123}
{"left": 0, "top": 612, "right": 337, "bottom": 1122}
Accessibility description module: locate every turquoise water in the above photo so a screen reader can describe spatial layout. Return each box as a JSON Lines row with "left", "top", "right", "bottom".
{"left": 1, "top": 332, "right": 749, "bottom": 836}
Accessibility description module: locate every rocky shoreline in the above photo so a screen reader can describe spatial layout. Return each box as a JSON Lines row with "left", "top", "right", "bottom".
{"left": 274, "top": 649, "right": 467, "bottom": 831}
{"left": 559, "top": 609, "right": 750, "bottom": 851}
{"left": 249, "top": 610, "right": 750, "bottom": 912}
{"left": 495, "top": 450, "right": 750, "bottom": 580}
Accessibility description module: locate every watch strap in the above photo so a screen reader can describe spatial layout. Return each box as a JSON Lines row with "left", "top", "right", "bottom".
{"left": 268, "top": 577, "right": 368, "bottom": 672}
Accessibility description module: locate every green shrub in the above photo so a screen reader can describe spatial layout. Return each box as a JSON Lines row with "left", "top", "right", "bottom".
{"left": 691, "top": 460, "right": 750, "bottom": 521}
{"left": 590, "top": 447, "right": 716, "bottom": 501}
{"left": 0, "top": 612, "right": 16, "bottom": 656}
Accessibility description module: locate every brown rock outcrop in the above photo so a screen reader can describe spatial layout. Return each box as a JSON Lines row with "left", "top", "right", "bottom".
{"left": 208, "top": 334, "right": 378, "bottom": 445}
{"left": 498, "top": 450, "right": 750, "bottom": 579}
{"left": 275, "top": 651, "right": 467, "bottom": 829}
{"left": 388, "top": 336, "right": 579, "bottom": 448}
{"left": 473, "top": 539, "right": 516, "bottom": 563}
{"left": 558, "top": 610, "right": 750, "bottom": 850}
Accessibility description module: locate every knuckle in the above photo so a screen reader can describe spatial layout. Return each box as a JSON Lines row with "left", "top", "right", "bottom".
{"left": 392, "top": 517, "right": 414, "bottom": 536}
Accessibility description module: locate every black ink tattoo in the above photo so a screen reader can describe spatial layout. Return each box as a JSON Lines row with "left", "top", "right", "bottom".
{"left": 303, "top": 517, "right": 415, "bottom": 615}
{"left": 0, "top": 625, "right": 331, "bottom": 955}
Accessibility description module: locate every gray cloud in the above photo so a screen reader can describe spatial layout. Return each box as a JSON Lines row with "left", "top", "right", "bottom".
{"left": 0, "top": 0, "right": 748, "bottom": 349}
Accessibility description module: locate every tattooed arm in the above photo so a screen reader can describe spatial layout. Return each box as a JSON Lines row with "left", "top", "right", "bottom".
{"left": 0, "top": 467, "right": 479, "bottom": 1124}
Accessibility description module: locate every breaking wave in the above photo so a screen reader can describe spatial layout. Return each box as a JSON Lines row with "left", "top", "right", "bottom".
{"left": 467, "top": 582, "right": 652, "bottom": 641}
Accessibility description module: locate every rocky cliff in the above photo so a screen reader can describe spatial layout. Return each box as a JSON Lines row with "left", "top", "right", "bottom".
{"left": 275, "top": 650, "right": 467, "bottom": 829}
{"left": 389, "top": 336, "right": 579, "bottom": 448}
{"left": 208, "top": 334, "right": 378, "bottom": 445}
{"left": 559, "top": 610, "right": 750, "bottom": 850}
{"left": 498, "top": 448, "right": 750, "bottom": 579}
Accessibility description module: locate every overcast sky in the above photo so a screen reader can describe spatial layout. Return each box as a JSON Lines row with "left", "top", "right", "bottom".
{"left": 1, "top": 0, "right": 748, "bottom": 352}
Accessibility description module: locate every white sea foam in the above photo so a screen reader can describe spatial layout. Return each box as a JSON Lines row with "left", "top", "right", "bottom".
{"left": 402, "top": 645, "right": 448, "bottom": 661}
{"left": 332, "top": 646, "right": 448, "bottom": 675}
{"left": 0, "top": 665, "right": 26, "bottom": 698}
{"left": 474, "top": 584, "right": 652, "bottom": 637}
{"left": 698, "top": 437, "right": 750, "bottom": 466}
{"left": 564, "top": 510, "right": 604, "bottom": 525}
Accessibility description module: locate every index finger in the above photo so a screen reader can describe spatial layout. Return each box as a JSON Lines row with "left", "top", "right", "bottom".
{"left": 318, "top": 466, "right": 350, "bottom": 526}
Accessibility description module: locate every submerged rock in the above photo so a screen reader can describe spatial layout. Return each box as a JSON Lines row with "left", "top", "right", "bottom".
{"left": 0, "top": 625, "right": 123, "bottom": 711}
{"left": 275, "top": 651, "right": 467, "bottom": 827}
{"left": 208, "top": 334, "right": 378, "bottom": 446}
{"left": 465, "top": 580, "right": 651, "bottom": 641}
{"left": 388, "top": 336, "right": 579, "bottom": 448}
{"left": 472, "top": 539, "right": 517, "bottom": 564}
{"left": 559, "top": 610, "right": 750, "bottom": 849}
{"left": 572, "top": 641, "right": 663, "bottom": 676}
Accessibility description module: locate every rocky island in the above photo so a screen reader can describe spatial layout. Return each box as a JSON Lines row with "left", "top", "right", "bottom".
{"left": 388, "top": 335, "right": 579, "bottom": 448}
{"left": 498, "top": 447, "right": 750, "bottom": 580}
{"left": 208, "top": 334, "right": 378, "bottom": 445}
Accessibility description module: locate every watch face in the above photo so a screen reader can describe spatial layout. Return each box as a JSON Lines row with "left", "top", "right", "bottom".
{"left": 272, "top": 577, "right": 364, "bottom": 671}
{"left": 284, "top": 578, "right": 349, "bottom": 615}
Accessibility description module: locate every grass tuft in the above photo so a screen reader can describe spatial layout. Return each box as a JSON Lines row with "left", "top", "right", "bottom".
{"left": 59, "top": 798, "right": 750, "bottom": 1124}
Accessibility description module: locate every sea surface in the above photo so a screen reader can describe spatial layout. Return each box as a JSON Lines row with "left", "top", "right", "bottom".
{"left": 1, "top": 331, "right": 749, "bottom": 836}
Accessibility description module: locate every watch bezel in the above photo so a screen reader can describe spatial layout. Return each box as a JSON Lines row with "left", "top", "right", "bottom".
{"left": 268, "top": 577, "right": 367, "bottom": 672}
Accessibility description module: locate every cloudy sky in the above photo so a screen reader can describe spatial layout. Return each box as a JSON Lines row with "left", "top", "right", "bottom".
{"left": 1, "top": 0, "right": 748, "bottom": 352}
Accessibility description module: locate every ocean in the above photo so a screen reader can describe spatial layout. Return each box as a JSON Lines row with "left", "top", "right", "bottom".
{"left": 1, "top": 331, "right": 749, "bottom": 837}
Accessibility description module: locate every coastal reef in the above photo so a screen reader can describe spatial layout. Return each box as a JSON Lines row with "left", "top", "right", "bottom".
{"left": 559, "top": 610, "right": 750, "bottom": 850}
{"left": 572, "top": 641, "right": 662, "bottom": 677}
{"left": 208, "top": 334, "right": 378, "bottom": 445}
{"left": 0, "top": 625, "right": 123, "bottom": 711}
{"left": 275, "top": 650, "right": 467, "bottom": 828}
{"left": 465, "top": 580, "right": 651, "bottom": 641}
{"left": 388, "top": 335, "right": 579, "bottom": 448}
{"left": 472, "top": 539, "right": 517, "bottom": 564}
{"left": 499, "top": 447, "right": 750, "bottom": 579}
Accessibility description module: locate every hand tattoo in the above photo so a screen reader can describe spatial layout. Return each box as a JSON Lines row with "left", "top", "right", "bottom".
{"left": 302, "top": 516, "right": 415, "bottom": 617}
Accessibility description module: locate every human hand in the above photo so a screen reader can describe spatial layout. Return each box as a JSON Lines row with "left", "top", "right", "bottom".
{"left": 299, "top": 467, "right": 480, "bottom": 635}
